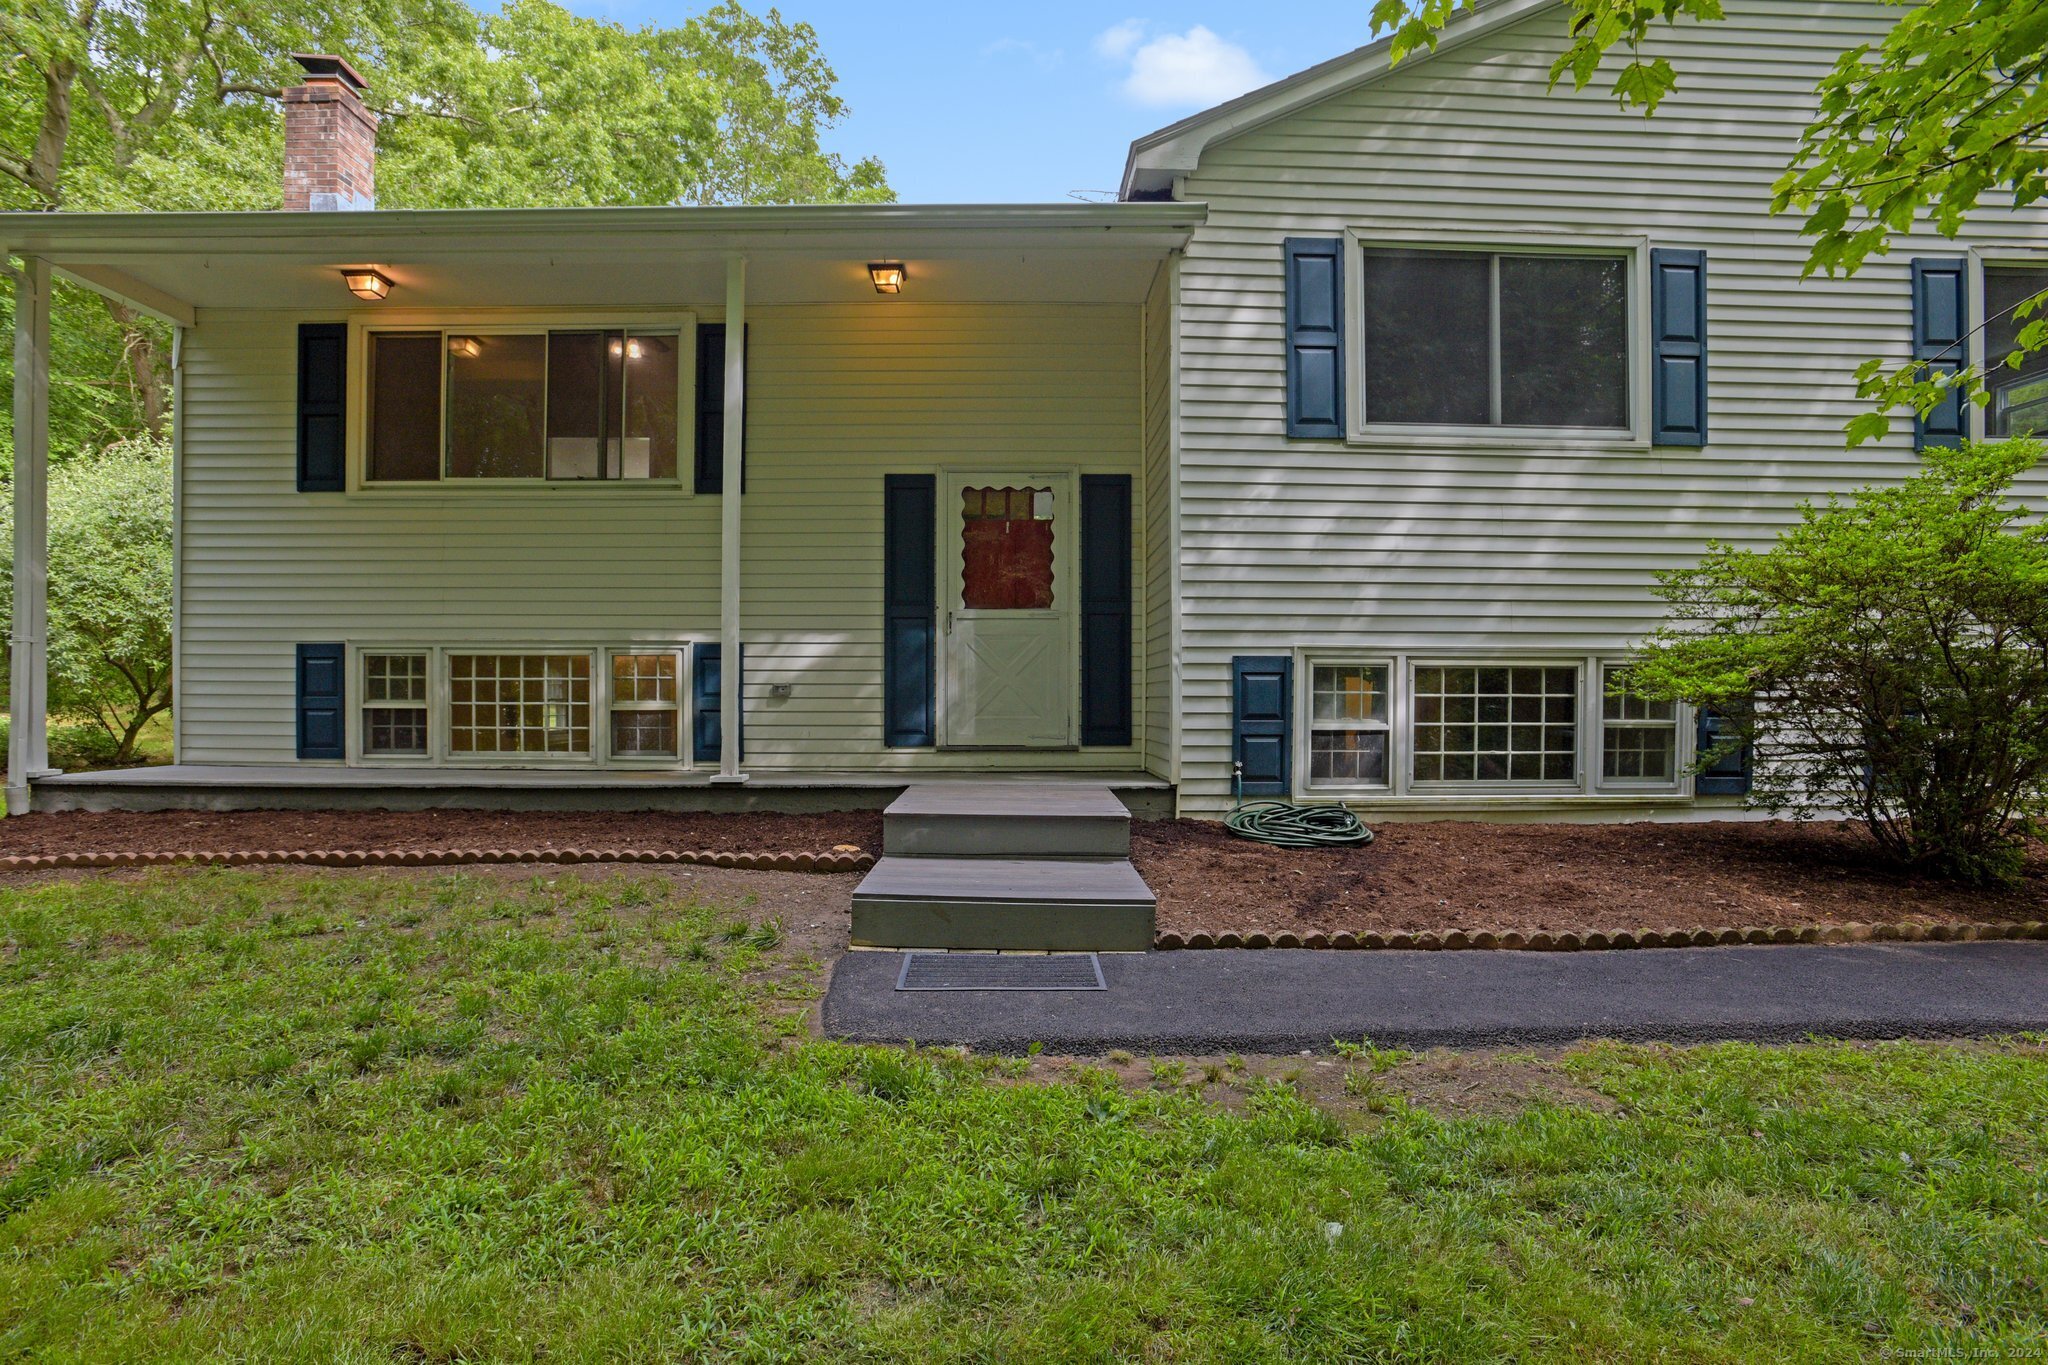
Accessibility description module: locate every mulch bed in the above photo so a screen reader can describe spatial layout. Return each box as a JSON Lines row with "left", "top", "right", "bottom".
{"left": 1133, "top": 818, "right": 2048, "bottom": 940}
{"left": 0, "top": 809, "right": 885, "bottom": 859}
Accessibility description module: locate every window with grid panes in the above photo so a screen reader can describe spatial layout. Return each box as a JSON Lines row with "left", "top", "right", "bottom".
{"left": 609, "top": 652, "right": 681, "bottom": 758}
{"left": 1600, "top": 665, "right": 1679, "bottom": 782}
{"left": 362, "top": 652, "right": 429, "bottom": 755}
{"left": 1308, "top": 663, "right": 1391, "bottom": 787}
{"left": 448, "top": 653, "right": 592, "bottom": 755}
{"left": 1412, "top": 665, "right": 1579, "bottom": 783}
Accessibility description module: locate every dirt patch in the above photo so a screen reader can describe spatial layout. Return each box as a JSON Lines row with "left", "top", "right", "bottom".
{"left": 1133, "top": 818, "right": 2048, "bottom": 938}
{"left": 0, "top": 808, "right": 884, "bottom": 859}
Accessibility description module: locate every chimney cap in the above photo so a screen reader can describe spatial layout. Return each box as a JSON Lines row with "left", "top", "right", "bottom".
{"left": 291, "top": 54, "right": 368, "bottom": 93}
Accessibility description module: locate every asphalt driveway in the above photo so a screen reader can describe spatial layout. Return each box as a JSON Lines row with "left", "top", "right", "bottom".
{"left": 822, "top": 941, "right": 2048, "bottom": 1054}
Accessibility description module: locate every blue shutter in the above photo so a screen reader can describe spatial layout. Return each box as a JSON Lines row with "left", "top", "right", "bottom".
{"left": 297, "top": 323, "right": 347, "bottom": 491}
{"left": 1079, "top": 474, "right": 1133, "bottom": 747}
{"left": 1650, "top": 249, "right": 1709, "bottom": 447}
{"left": 1694, "top": 705, "right": 1752, "bottom": 796}
{"left": 1911, "top": 258, "right": 1970, "bottom": 450}
{"left": 694, "top": 324, "right": 747, "bottom": 494}
{"left": 1283, "top": 238, "right": 1346, "bottom": 439}
{"left": 692, "top": 643, "right": 742, "bottom": 763}
{"left": 296, "top": 643, "right": 345, "bottom": 760}
{"left": 883, "top": 475, "right": 937, "bottom": 748}
{"left": 1232, "top": 655, "right": 1294, "bottom": 796}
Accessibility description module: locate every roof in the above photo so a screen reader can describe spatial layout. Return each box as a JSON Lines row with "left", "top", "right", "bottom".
{"left": 1120, "top": 0, "right": 1559, "bottom": 199}
{"left": 0, "top": 202, "right": 1206, "bottom": 317}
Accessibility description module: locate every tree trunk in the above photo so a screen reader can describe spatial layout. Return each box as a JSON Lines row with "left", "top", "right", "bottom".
{"left": 107, "top": 301, "right": 171, "bottom": 437}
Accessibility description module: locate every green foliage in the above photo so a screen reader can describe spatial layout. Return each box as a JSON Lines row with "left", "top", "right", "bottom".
{"left": 1632, "top": 440, "right": 2048, "bottom": 884}
{"left": 0, "top": 436, "right": 174, "bottom": 763}
{"left": 1371, "top": 0, "right": 2048, "bottom": 444}
{"left": 0, "top": 0, "right": 892, "bottom": 462}
{"left": 0, "top": 871, "right": 2044, "bottom": 1356}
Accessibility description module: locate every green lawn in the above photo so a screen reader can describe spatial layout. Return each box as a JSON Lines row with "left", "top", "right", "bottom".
{"left": 1, "top": 872, "right": 2043, "bottom": 1361}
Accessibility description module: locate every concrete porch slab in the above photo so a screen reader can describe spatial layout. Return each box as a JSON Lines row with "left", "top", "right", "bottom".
{"left": 822, "top": 941, "right": 2048, "bottom": 1054}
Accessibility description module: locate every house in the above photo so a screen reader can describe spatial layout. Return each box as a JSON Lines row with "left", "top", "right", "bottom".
{"left": 6, "top": 0, "right": 2045, "bottom": 823}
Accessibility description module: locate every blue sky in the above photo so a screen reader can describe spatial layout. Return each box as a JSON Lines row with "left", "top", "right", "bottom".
{"left": 562, "top": 1, "right": 1384, "bottom": 202}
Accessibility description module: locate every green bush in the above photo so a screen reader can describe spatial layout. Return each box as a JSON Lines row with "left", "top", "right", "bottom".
{"left": 1633, "top": 440, "right": 2048, "bottom": 885}
{"left": 48, "top": 722, "right": 122, "bottom": 770}
{"left": 0, "top": 435, "right": 173, "bottom": 763}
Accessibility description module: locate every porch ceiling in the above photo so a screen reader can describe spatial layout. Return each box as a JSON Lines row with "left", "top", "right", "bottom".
{"left": 0, "top": 202, "right": 1204, "bottom": 316}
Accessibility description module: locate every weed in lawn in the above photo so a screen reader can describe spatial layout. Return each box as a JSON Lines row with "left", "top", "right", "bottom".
{"left": 0, "top": 870, "right": 2042, "bottom": 1361}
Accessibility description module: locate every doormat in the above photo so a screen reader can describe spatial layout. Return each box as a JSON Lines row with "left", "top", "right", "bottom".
{"left": 895, "top": 952, "right": 1107, "bottom": 992}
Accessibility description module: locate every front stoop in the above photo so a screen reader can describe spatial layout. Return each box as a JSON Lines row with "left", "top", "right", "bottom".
{"left": 852, "top": 783, "right": 1158, "bottom": 951}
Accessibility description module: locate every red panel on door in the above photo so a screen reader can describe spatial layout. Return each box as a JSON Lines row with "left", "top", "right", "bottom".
{"left": 960, "top": 486, "right": 1054, "bottom": 610}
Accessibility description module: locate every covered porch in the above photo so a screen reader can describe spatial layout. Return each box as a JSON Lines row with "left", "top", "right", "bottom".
{"left": 2, "top": 203, "right": 1198, "bottom": 814}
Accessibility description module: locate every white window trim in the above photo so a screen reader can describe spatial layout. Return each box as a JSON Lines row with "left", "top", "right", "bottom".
{"left": 1299, "top": 658, "right": 1396, "bottom": 792}
{"left": 1966, "top": 247, "right": 2048, "bottom": 443}
{"left": 347, "top": 642, "right": 697, "bottom": 770}
{"left": 1342, "top": 230, "right": 1651, "bottom": 450}
{"left": 604, "top": 646, "right": 690, "bottom": 766}
{"left": 344, "top": 309, "right": 697, "bottom": 494}
{"left": 1293, "top": 650, "right": 1699, "bottom": 802}
{"left": 1592, "top": 660, "right": 1692, "bottom": 795}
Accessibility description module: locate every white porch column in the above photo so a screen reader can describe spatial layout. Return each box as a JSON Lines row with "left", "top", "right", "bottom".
{"left": 7, "top": 254, "right": 54, "bottom": 814}
{"left": 716, "top": 255, "right": 747, "bottom": 782}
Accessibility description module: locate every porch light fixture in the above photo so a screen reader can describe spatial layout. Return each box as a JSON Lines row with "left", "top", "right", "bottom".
{"left": 867, "top": 261, "right": 908, "bottom": 294}
{"left": 341, "top": 268, "right": 391, "bottom": 301}
{"left": 448, "top": 336, "right": 480, "bottom": 358}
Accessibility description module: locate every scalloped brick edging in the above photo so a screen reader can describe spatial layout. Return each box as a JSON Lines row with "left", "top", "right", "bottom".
{"left": 1151, "top": 920, "right": 2048, "bottom": 952}
{"left": 0, "top": 847, "right": 877, "bottom": 874}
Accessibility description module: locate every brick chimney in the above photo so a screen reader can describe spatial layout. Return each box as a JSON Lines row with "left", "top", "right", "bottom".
{"left": 282, "top": 54, "right": 377, "bottom": 211}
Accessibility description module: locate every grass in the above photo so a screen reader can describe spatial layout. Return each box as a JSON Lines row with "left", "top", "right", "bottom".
{"left": 2, "top": 871, "right": 2045, "bottom": 1361}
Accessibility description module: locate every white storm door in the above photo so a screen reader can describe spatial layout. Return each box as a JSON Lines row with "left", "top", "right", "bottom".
{"left": 940, "top": 472, "right": 1074, "bottom": 748}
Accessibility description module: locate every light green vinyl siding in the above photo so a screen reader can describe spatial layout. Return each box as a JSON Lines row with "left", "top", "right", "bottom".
{"left": 176, "top": 301, "right": 1148, "bottom": 770}
{"left": 1170, "top": 0, "right": 2048, "bottom": 814}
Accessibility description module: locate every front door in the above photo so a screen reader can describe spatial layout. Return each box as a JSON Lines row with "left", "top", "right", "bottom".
{"left": 941, "top": 472, "right": 1073, "bottom": 748}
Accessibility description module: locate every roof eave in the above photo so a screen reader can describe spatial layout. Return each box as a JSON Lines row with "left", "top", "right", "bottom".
{"left": 1119, "top": 0, "right": 1560, "bottom": 199}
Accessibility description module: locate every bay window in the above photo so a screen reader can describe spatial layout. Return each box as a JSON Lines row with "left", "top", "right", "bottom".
{"left": 366, "top": 328, "right": 682, "bottom": 484}
{"left": 1359, "top": 248, "right": 1630, "bottom": 431}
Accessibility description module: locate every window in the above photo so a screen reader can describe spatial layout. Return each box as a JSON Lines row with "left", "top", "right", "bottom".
{"left": 1360, "top": 249, "right": 1630, "bottom": 430}
{"left": 1413, "top": 665, "right": 1579, "bottom": 784}
{"left": 1600, "top": 666, "right": 1678, "bottom": 784}
{"left": 366, "top": 329, "right": 682, "bottom": 484}
{"left": 609, "top": 652, "right": 681, "bottom": 758}
{"left": 448, "top": 653, "right": 592, "bottom": 755}
{"left": 1308, "top": 664, "right": 1391, "bottom": 786}
{"left": 1985, "top": 266, "right": 2048, "bottom": 438}
{"left": 362, "top": 652, "right": 428, "bottom": 755}
{"left": 960, "top": 486, "right": 1055, "bottom": 610}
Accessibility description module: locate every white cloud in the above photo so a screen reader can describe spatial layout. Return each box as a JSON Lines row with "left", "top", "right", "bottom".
{"left": 1095, "top": 23, "right": 1271, "bottom": 109}
{"left": 1093, "top": 19, "right": 1147, "bottom": 62}
{"left": 983, "top": 37, "right": 1065, "bottom": 70}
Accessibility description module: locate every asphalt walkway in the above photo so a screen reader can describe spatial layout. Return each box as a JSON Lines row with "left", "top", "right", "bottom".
{"left": 821, "top": 941, "right": 2048, "bottom": 1053}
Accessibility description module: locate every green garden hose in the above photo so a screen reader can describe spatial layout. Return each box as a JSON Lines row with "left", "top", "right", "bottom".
{"left": 1226, "top": 765, "right": 1376, "bottom": 849}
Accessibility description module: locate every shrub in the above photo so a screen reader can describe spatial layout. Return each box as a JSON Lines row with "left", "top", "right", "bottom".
{"left": 1632, "top": 440, "right": 2048, "bottom": 885}
{"left": 0, "top": 436, "right": 173, "bottom": 763}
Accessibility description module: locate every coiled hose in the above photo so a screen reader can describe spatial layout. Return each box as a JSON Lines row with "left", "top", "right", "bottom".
{"left": 1225, "top": 765, "right": 1376, "bottom": 849}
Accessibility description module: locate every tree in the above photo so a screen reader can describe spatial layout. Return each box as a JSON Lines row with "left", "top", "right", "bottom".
{"left": 0, "top": 0, "right": 892, "bottom": 452}
{"left": 1630, "top": 440, "right": 2048, "bottom": 885}
{"left": 1368, "top": 0, "right": 2048, "bottom": 443}
{"left": 0, "top": 436, "right": 174, "bottom": 763}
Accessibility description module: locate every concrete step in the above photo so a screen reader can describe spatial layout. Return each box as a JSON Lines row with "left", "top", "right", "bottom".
{"left": 852, "top": 855, "right": 1156, "bottom": 952}
{"left": 882, "top": 782, "right": 1131, "bottom": 858}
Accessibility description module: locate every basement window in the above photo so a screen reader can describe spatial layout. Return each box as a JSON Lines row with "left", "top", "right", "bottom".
{"left": 608, "top": 651, "right": 682, "bottom": 759}
{"left": 448, "top": 653, "right": 593, "bottom": 756}
{"left": 362, "top": 652, "right": 429, "bottom": 755}
{"left": 1412, "top": 664, "right": 1579, "bottom": 785}
{"left": 1599, "top": 665, "right": 1679, "bottom": 785}
{"left": 366, "top": 329, "right": 682, "bottom": 484}
{"left": 1307, "top": 663, "right": 1391, "bottom": 788}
